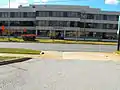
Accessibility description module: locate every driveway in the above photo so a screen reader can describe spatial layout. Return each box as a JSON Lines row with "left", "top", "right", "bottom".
{"left": 0, "top": 59, "right": 120, "bottom": 90}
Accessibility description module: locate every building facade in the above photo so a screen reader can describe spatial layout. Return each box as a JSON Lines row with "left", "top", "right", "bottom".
{"left": 0, "top": 5, "right": 119, "bottom": 40}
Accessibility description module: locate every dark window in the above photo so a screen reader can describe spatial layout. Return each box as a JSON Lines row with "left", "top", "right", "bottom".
{"left": 77, "top": 22, "right": 84, "bottom": 28}
{"left": 95, "top": 14, "right": 101, "bottom": 20}
{"left": 49, "top": 11, "right": 52, "bottom": 17}
{"left": 36, "top": 11, "right": 39, "bottom": 17}
{"left": 0, "top": 12, "right": 2, "bottom": 17}
{"left": 103, "top": 24, "right": 108, "bottom": 29}
{"left": 63, "top": 12, "right": 68, "bottom": 17}
{"left": 10, "top": 12, "right": 15, "bottom": 17}
{"left": 103, "top": 15, "right": 107, "bottom": 20}
{"left": 23, "top": 12, "right": 27, "bottom": 17}
{"left": 87, "top": 14, "right": 94, "bottom": 19}
{"left": 116, "top": 16, "right": 119, "bottom": 21}
{"left": 85, "top": 23, "right": 92, "bottom": 28}
{"left": 70, "top": 21, "right": 75, "bottom": 27}
{"left": 1, "top": 12, "right": 8, "bottom": 18}
{"left": 68, "top": 12, "right": 77, "bottom": 17}
{"left": 114, "top": 24, "right": 118, "bottom": 29}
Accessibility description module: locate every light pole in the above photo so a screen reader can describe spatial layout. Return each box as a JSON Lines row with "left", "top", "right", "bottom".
{"left": 8, "top": 0, "right": 10, "bottom": 40}
{"left": 117, "top": 22, "right": 120, "bottom": 51}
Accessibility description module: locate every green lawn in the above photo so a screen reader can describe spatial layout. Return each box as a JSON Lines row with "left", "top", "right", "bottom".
{"left": 0, "top": 37, "right": 117, "bottom": 45}
{"left": 0, "top": 56, "right": 18, "bottom": 61}
{"left": 37, "top": 39, "right": 117, "bottom": 45}
{"left": 116, "top": 51, "right": 120, "bottom": 54}
{"left": 0, "top": 48, "right": 40, "bottom": 55}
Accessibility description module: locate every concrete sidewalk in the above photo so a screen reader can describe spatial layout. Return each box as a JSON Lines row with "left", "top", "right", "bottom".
{"left": 0, "top": 51, "right": 120, "bottom": 61}
{"left": 41, "top": 51, "right": 120, "bottom": 61}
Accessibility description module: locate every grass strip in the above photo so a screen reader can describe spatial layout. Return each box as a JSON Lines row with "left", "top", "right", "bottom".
{"left": 0, "top": 48, "right": 40, "bottom": 55}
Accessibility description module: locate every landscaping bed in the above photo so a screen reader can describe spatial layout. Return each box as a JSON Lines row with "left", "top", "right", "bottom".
{"left": 0, "top": 37, "right": 117, "bottom": 45}
{"left": 0, "top": 56, "right": 17, "bottom": 61}
{"left": 0, "top": 48, "right": 41, "bottom": 55}
{"left": 116, "top": 51, "right": 120, "bottom": 54}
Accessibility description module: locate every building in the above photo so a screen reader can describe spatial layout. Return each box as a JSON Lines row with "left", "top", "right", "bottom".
{"left": 0, "top": 5, "right": 119, "bottom": 40}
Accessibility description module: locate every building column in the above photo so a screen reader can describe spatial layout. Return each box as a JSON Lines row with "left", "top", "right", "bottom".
{"left": 36, "top": 28, "right": 38, "bottom": 36}
{"left": 64, "top": 30, "right": 66, "bottom": 38}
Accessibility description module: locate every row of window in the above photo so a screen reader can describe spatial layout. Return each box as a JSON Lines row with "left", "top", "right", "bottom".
{"left": 0, "top": 21, "right": 35, "bottom": 26}
{"left": 36, "top": 20, "right": 118, "bottom": 29}
{"left": 0, "top": 20, "right": 118, "bottom": 29}
{"left": 0, "top": 12, "right": 35, "bottom": 18}
{"left": 37, "top": 30, "right": 117, "bottom": 39}
{"left": 36, "top": 11, "right": 119, "bottom": 21}
{"left": 0, "top": 11, "right": 119, "bottom": 21}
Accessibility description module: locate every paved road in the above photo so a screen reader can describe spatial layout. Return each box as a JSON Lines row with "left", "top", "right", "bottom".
{"left": 0, "top": 59, "right": 120, "bottom": 90}
{"left": 0, "top": 42, "right": 117, "bottom": 52}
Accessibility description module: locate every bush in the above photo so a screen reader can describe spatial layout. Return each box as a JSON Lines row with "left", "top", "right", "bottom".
{"left": 22, "top": 34, "right": 36, "bottom": 41}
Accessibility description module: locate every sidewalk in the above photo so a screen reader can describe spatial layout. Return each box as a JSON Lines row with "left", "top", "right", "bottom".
{"left": 0, "top": 51, "right": 120, "bottom": 61}
{"left": 41, "top": 51, "right": 120, "bottom": 61}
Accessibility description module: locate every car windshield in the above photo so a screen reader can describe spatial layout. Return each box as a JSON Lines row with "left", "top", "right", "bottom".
{"left": 0, "top": 0, "right": 120, "bottom": 90}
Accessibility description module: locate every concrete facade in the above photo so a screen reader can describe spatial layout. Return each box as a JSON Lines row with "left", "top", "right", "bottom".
{"left": 0, "top": 5, "right": 119, "bottom": 40}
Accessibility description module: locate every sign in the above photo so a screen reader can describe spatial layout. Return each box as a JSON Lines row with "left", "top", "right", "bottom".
{"left": 24, "top": 28, "right": 27, "bottom": 32}
{"left": 1, "top": 25, "right": 5, "bottom": 32}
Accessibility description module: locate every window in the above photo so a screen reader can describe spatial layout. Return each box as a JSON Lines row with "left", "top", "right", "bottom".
{"left": 40, "top": 11, "right": 49, "bottom": 17}
{"left": 63, "top": 12, "right": 68, "bottom": 17}
{"left": 10, "top": 12, "right": 15, "bottom": 17}
{"left": 1, "top": 12, "right": 8, "bottom": 18}
{"left": 70, "top": 21, "right": 75, "bottom": 27}
{"left": 103, "top": 24, "right": 107, "bottom": 29}
{"left": 68, "top": 12, "right": 77, "bottom": 17}
{"left": 49, "top": 11, "right": 52, "bottom": 17}
{"left": 10, "top": 21, "right": 20, "bottom": 26}
{"left": 103, "top": 15, "right": 107, "bottom": 20}
{"left": 0, "top": 12, "right": 2, "bottom": 17}
{"left": 23, "top": 12, "right": 27, "bottom": 17}
{"left": 38, "top": 30, "right": 50, "bottom": 37}
{"left": 87, "top": 14, "right": 94, "bottom": 19}
{"left": 85, "top": 23, "right": 93, "bottom": 28}
{"left": 38, "top": 21, "right": 48, "bottom": 26}
{"left": 65, "top": 31, "right": 77, "bottom": 38}
{"left": 36, "top": 11, "right": 39, "bottom": 17}
{"left": 116, "top": 16, "right": 119, "bottom": 21}
{"left": 107, "top": 15, "right": 117, "bottom": 21}
{"left": 95, "top": 14, "right": 101, "bottom": 20}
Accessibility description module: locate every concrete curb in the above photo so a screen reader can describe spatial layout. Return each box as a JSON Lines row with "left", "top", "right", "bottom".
{"left": 0, "top": 57, "right": 32, "bottom": 66}
{"left": 0, "top": 41, "right": 116, "bottom": 45}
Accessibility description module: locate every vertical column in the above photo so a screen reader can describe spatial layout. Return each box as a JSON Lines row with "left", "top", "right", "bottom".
{"left": 64, "top": 30, "right": 66, "bottom": 38}
{"left": 35, "top": 27, "right": 37, "bottom": 36}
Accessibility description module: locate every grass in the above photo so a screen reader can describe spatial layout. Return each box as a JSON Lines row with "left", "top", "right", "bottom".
{"left": 0, "top": 37, "right": 117, "bottom": 45}
{"left": 0, "top": 48, "right": 41, "bottom": 55}
{"left": 116, "top": 51, "right": 120, "bottom": 54}
{"left": 0, "top": 56, "right": 18, "bottom": 61}
{"left": 37, "top": 38, "right": 117, "bottom": 45}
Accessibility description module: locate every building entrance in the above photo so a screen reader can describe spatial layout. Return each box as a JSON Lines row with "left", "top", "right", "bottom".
{"left": 50, "top": 30, "right": 64, "bottom": 39}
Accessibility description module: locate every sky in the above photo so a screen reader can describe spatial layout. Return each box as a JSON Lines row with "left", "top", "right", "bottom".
{"left": 1, "top": 0, "right": 120, "bottom": 11}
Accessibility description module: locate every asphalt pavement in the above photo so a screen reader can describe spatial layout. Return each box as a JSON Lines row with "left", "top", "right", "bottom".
{"left": 0, "top": 59, "right": 120, "bottom": 90}
{"left": 0, "top": 42, "right": 117, "bottom": 52}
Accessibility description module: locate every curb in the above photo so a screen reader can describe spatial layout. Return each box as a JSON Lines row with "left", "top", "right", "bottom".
{"left": 0, "top": 41, "right": 117, "bottom": 45}
{"left": 0, "top": 57, "right": 32, "bottom": 66}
